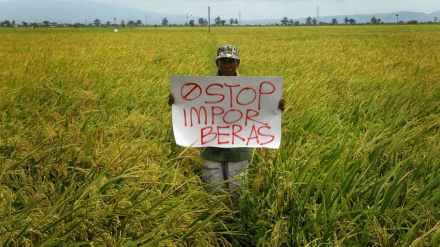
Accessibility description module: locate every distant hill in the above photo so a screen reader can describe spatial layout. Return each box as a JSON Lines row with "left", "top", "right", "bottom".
{"left": 244, "top": 11, "right": 440, "bottom": 25}
{"left": 302, "top": 11, "right": 439, "bottom": 24}
{"left": 1, "top": 0, "right": 439, "bottom": 25}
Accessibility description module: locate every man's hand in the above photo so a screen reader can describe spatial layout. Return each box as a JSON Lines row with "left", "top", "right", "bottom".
{"left": 278, "top": 98, "right": 285, "bottom": 111}
{"left": 168, "top": 93, "right": 175, "bottom": 106}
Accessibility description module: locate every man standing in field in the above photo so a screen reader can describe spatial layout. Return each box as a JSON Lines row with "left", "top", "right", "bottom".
{"left": 168, "top": 45, "right": 285, "bottom": 209}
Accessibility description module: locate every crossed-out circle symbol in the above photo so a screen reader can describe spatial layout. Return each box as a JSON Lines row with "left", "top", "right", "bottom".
{"left": 181, "top": 83, "right": 202, "bottom": 101}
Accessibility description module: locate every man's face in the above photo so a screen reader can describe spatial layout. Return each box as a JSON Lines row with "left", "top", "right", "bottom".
{"left": 216, "top": 58, "right": 240, "bottom": 76}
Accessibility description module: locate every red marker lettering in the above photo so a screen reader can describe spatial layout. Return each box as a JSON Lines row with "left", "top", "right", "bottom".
{"left": 245, "top": 109, "right": 268, "bottom": 126}
{"left": 246, "top": 125, "right": 260, "bottom": 145}
{"left": 201, "top": 126, "right": 217, "bottom": 145}
{"left": 258, "top": 125, "right": 275, "bottom": 145}
{"left": 236, "top": 87, "right": 257, "bottom": 106}
{"left": 189, "top": 106, "right": 207, "bottom": 127}
{"left": 223, "top": 83, "right": 240, "bottom": 107}
{"left": 258, "top": 81, "right": 276, "bottom": 110}
{"left": 211, "top": 106, "right": 224, "bottom": 125}
{"left": 223, "top": 109, "right": 243, "bottom": 124}
{"left": 217, "top": 126, "right": 230, "bottom": 145}
{"left": 232, "top": 125, "right": 245, "bottom": 144}
{"left": 205, "top": 83, "right": 224, "bottom": 104}
{"left": 181, "top": 82, "right": 202, "bottom": 101}
{"left": 183, "top": 108, "right": 187, "bottom": 127}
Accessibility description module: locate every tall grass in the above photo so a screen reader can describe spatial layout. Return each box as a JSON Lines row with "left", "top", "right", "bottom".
{"left": 1, "top": 25, "right": 439, "bottom": 246}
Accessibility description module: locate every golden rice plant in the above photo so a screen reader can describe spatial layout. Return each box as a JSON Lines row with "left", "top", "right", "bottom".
{"left": 1, "top": 25, "right": 439, "bottom": 246}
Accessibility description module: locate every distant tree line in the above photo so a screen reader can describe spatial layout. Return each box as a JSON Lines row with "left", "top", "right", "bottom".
{"left": 0, "top": 18, "right": 146, "bottom": 28}
{"left": 1, "top": 15, "right": 439, "bottom": 28}
{"left": 277, "top": 15, "right": 439, "bottom": 26}
{"left": 160, "top": 17, "right": 208, "bottom": 26}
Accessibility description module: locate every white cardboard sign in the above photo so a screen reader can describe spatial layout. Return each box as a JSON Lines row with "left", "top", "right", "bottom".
{"left": 171, "top": 76, "right": 282, "bottom": 148}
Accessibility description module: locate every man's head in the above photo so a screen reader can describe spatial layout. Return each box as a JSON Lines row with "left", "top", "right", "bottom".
{"left": 216, "top": 45, "right": 240, "bottom": 76}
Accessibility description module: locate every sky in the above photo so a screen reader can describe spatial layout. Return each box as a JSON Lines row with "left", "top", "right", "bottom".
{"left": 1, "top": 0, "right": 440, "bottom": 23}
{"left": 99, "top": 0, "right": 439, "bottom": 18}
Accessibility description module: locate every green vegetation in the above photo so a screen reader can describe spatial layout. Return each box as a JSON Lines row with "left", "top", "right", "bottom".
{"left": 1, "top": 25, "right": 439, "bottom": 246}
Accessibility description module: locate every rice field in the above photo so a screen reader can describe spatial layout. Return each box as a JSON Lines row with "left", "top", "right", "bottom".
{"left": 1, "top": 25, "right": 439, "bottom": 246}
